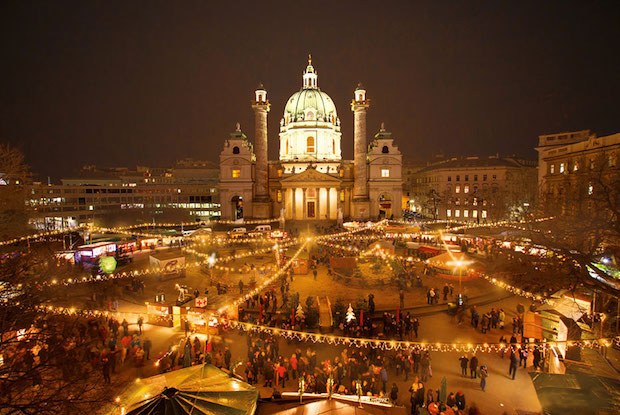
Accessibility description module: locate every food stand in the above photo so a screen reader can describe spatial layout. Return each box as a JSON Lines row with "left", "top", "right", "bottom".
{"left": 285, "top": 248, "right": 309, "bottom": 274}
{"left": 145, "top": 303, "right": 176, "bottom": 327}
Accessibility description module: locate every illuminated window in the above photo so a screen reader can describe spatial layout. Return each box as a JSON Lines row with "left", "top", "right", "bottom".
{"left": 481, "top": 210, "right": 487, "bottom": 218}
{"left": 573, "top": 162, "right": 579, "bottom": 171}
{"left": 340, "top": 190, "right": 345, "bottom": 202}
{"left": 464, "top": 210, "right": 469, "bottom": 218}
{"left": 464, "top": 185, "right": 469, "bottom": 193}
{"left": 590, "top": 159, "right": 595, "bottom": 169}
{"left": 277, "top": 169, "right": 283, "bottom": 177}
{"left": 232, "top": 169, "right": 241, "bottom": 178}
{"left": 473, "top": 210, "right": 478, "bottom": 218}
{"left": 588, "top": 183, "right": 593, "bottom": 195}
{"left": 455, "top": 209, "right": 460, "bottom": 218}
{"left": 455, "top": 185, "right": 461, "bottom": 194}
{"left": 550, "top": 164, "right": 555, "bottom": 174}
{"left": 277, "top": 190, "right": 282, "bottom": 202}
{"left": 306, "top": 136, "right": 315, "bottom": 153}
{"left": 446, "top": 209, "right": 451, "bottom": 217}
{"left": 559, "top": 163, "right": 565, "bottom": 173}
{"left": 381, "top": 169, "right": 390, "bottom": 178}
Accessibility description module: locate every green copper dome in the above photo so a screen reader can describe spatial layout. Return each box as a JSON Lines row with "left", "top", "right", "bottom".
{"left": 284, "top": 88, "right": 337, "bottom": 120}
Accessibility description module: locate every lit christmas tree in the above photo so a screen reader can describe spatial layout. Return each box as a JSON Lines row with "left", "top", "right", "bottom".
{"left": 345, "top": 304, "right": 356, "bottom": 323}
{"left": 295, "top": 304, "right": 305, "bottom": 321}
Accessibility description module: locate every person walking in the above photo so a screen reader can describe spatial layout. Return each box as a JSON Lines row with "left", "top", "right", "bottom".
{"left": 137, "top": 316, "right": 143, "bottom": 335}
{"left": 102, "top": 356, "right": 111, "bottom": 384}
{"left": 509, "top": 349, "right": 518, "bottom": 380}
{"left": 399, "top": 289, "right": 405, "bottom": 309}
{"left": 390, "top": 382, "right": 399, "bottom": 403}
{"left": 143, "top": 337, "right": 152, "bottom": 360}
{"left": 469, "top": 354, "right": 478, "bottom": 379}
{"left": 443, "top": 284, "right": 449, "bottom": 301}
{"left": 459, "top": 355, "right": 469, "bottom": 377}
{"left": 519, "top": 347, "right": 529, "bottom": 368}
{"left": 479, "top": 365, "right": 488, "bottom": 391}
{"left": 412, "top": 318, "right": 419, "bottom": 338}
{"left": 380, "top": 366, "right": 388, "bottom": 393}
{"left": 121, "top": 319, "right": 129, "bottom": 337}
{"left": 313, "top": 269, "right": 318, "bottom": 280}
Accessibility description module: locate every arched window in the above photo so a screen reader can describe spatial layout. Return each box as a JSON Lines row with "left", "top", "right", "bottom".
{"left": 306, "top": 136, "right": 315, "bottom": 153}
{"left": 382, "top": 145, "right": 389, "bottom": 154}
{"left": 232, "top": 146, "right": 240, "bottom": 154}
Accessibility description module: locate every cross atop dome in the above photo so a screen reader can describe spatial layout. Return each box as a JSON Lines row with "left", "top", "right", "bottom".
{"left": 303, "top": 55, "right": 318, "bottom": 89}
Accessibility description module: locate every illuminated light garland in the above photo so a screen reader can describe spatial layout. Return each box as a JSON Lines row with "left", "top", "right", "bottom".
{"left": 482, "top": 274, "right": 548, "bottom": 303}
{"left": 222, "top": 317, "right": 617, "bottom": 353}
{"left": 0, "top": 225, "right": 89, "bottom": 247}
{"left": 25, "top": 305, "right": 620, "bottom": 354}
{"left": 215, "top": 242, "right": 307, "bottom": 315}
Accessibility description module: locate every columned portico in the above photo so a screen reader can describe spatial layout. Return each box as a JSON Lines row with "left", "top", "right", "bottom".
{"left": 283, "top": 186, "right": 339, "bottom": 220}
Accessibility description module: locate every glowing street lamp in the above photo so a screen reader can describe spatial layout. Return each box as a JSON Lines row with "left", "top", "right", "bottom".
{"left": 446, "top": 258, "right": 473, "bottom": 294}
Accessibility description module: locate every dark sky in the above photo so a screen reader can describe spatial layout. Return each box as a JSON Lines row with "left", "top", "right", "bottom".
{"left": 1, "top": 1, "right": 619, "bottom": 180}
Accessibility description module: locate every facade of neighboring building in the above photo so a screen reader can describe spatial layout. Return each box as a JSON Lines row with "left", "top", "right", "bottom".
{"left": 26, "top": 160, "right": 220, "bottom": 230}
{"left": 219, "top": 58, "right": 403, "bottom": 221}
{"left": 408, "top": 156, "right": 537, "bottom": 222}
{"left": 536, "top": 130, "right": 619, "bottom": 216}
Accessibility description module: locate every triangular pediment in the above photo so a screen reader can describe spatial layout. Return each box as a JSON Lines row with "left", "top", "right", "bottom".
{"left": 280, "top": 168, "right": 341, "bottom": 183}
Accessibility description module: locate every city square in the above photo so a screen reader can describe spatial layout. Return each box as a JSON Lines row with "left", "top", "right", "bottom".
{"left": 1, "top": 2, "right": 619, "bottom": 415}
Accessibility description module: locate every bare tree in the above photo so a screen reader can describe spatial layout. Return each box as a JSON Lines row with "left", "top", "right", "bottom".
{"left": 0, "top": 144, "right": 31, "bottom": 239}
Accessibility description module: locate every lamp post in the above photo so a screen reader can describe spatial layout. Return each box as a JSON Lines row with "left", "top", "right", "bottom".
{"left": 447, "top": 259, "right": 473, "bottom": 295}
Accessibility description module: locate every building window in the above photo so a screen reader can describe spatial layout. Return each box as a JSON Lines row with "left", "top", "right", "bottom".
{"left": 448, "top": 176, "right": 452, "bottom": 182}
{"left": 590, "top": 159, "right": 595, "bottom": 170}
{"left": 381, "top": 169, "right": 390, "bottom": 178}
{"left": 382, "top": 145, "right": 389, "bottom": 154}
{"left": 483, "top": 174, "right": 487, "bottom": 181}
{"left": 474, "top": 175, "right": 478, "bottom": 181}
{"left": 277, "top": 169, "right": 283, "bottom": 177}
{"left": 455, "top": 209, "right": 460, "bottom": 218}
{"left": 464, "top": 185, "right": 470, "bottom": 193}
{"left": 446, "top": 209, "right": 451, "bottom": 217}
{"left": 464, "top": 210, "right": 469, "bottom": 218}
{"left": 232, "top": 169, "right": 241, "bottom": 178}
{"left": 492, "top": 174, "right": 497, "bottom": 180}
{"left": 340, "top": 190, "right": 345, "bottom": 202}
{"left": 473, "top": 210, "right": 478, "bottom": 218}
{"left": 588, "top": 183, "right": 593, "bottom": 195}
{"left": 550, "top": 165, "right": 555, "bottom": 174}
{"left": 277, "top": 190, "right": 282, "bottom": 202}
{"left": 560, "top": 163, "right": 565, "bottom": 173}
{"left": 306, "top": 136, "right": 315, "bottom": 153}
{"left": 573, "top": 162, "right": 579, "bottom": 172}
{"left": 456, "top": 175, "right": 460, "bottom": 182}
{"left": 609, "top": 154, "right": 616, "bottom": 167}
{"left": 232, "top": 146, "right": 240, "bottom": 154}
{"left": 473, "top": 185, "right": 478, "bottom": 193}
{"left": 481, "top": 210, "right": 487, "bottom": 218}
{"left": 465, "top": 175, "right": 469, "bottom": 181}
{"left": 473, "top": 198, "right": 478, "bottom": 206}
{"left": 455, "top": 185, "right": 461, "bottom": 194}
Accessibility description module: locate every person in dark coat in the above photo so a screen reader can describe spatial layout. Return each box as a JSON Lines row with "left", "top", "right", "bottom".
{"left": 469, "top": 354, "right": 478, "bottom": 378}
{"left": 390, "top": 383, "right": 398, "bottom": 403}
{"left": 509, "top": 349, "right": 519, "bottom": 379}
{"left": 143, "top": 337, "right": 152, "bottom": 360}
{"left": 459, "top": 355, "right": 469, "bottom": 377}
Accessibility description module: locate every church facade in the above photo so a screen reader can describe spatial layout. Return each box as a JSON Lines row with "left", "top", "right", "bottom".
{"left": 219, "top": 58, "right": 403, "bottom": 221}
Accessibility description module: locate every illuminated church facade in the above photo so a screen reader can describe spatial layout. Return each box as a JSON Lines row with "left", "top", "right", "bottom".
{"left": 219, "top": 58, "right": 403, "bottom": 221}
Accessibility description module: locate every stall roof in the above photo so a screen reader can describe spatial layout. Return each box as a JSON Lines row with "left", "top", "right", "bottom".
{"left": 150, "top": 249, "right": 185, "bottom": 261}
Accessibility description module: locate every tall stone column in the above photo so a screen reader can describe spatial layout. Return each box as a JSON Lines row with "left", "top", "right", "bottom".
{"left": 351, "top": 84, "right": 371, "bottom": 219}
{"left": 251, "top": 84, "right": 271, "bottom": 218}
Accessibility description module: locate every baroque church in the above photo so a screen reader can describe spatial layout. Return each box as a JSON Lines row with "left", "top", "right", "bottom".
{"left": 219, "top": 57, "right": 403, "bottom": 221}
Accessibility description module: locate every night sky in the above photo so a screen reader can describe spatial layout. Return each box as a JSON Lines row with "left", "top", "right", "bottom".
{"left": 1, "top": 1, "right": 619, "bottom": 180}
